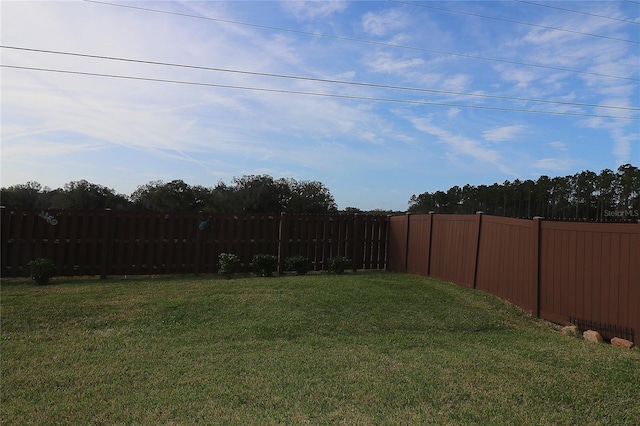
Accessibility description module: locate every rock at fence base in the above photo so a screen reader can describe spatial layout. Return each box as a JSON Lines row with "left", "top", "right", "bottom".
{"left": 561, "top": 325, "right": 579, "bottom": 336}
{"left": 611, "top": 337, "right": 634, "bottom": 349}
{"left": 583, "top": 330, "right": 603, "bottom": 343}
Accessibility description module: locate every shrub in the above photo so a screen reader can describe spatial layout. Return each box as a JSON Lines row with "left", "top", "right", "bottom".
{"left": 285, "top": 255, "right": 311, "bottom": 275}
{"left": 28, "top": 258, "right": 56, "bottom": 285}
{"left": 328, "top": 256, "right": 352, "bottom": 274}
{"left": 218, "top": 253, "right": 240, "bottom": 279}
{"left": 252, "top": 254, "right": 278, "bottom": 277}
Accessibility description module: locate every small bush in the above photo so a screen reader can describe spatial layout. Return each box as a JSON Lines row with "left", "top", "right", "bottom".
{"left": 28, "top": 258, "right": 56, "bottom": 285}
{"left": 328, "top": 256, "right": 352, "bottom": 274}
{"left": 218, "top": 253, "right": 240, "bottom": 279}
{"left": 252, "top": 254, "right": 278, "bottom": 277}
{"left": 285, "top": 255, "right": 311, "bottom": 275}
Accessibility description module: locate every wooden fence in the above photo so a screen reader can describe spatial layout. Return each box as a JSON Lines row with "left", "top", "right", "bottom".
{"left": 388, "top": 213, "right": 640, "bottom": 344}
{"left": 0, "top": 209, "right": 388, "bottom": 277}
{"left": 3, "top": 208, "right": 637, "bottom": 343}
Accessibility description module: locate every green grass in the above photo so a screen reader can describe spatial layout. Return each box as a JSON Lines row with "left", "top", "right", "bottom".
{"left": 2, "top": 272, "right": 639, "bottom": 425}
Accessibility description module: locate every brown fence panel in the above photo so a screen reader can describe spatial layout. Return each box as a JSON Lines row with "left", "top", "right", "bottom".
{"left": 360, "top": 214, "right": 388, "bottom": 270}
{"left": 277, "top": 214, "right": 387, "bottom": 272}
{"left": 2, "top": 209, "right": 387, "bottom": 277}
{"left": 203, "top": 214, "right": 280, "bottom": 273}
{"left": 539, "top": 221, "right": 639, "bottom": 341}
{"left": 383, "top": 211, "right": 639, "bottom": 344}
{"left": 106, "top": 211, "right": 200, "bottom": 276}
{"left": 429, "top": 215, "right": 478, "bottom": 288}
{"left": 387, "top": 215, "right": 408, "bottom": 273}
{"left": 0, "top": 209, "right": 106, "bottom": 277}
{"left": 406, "top": 214, "right": 432, "bottom": 276}
{"left": 280, "top": 214, "right": 323, "bottom": 271}
{"left": 475, "top": 216, "right": 537, "bottom": 315}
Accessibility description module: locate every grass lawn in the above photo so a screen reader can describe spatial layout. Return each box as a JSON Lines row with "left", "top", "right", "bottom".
{"left": 1, "top": 272, "right": 639, "bottom": 425}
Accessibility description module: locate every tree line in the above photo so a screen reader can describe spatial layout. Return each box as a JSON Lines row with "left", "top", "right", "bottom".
{"left": 0, "top": 175, "right": 340, "bottom": 214}
{"left": 408, "top": 164, "right": 639, "bottom": 220}
{"left": 3, "top": 165, "right": 638, "bottom": 219}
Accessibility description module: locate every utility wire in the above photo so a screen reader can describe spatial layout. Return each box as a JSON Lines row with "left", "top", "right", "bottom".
{"left": 81, "top": 0, "right": 638, "bottom": 82}
{"left": 2, "top": 64, "right": 638, "bottom": 120}
{"left": 3, "top": 46, "right": 637, "bottom": 112}
{"left": 514, "top": 0, "right": 640, "bottom": 25}
{"left": 391, "top": 0, "right": 640, "bottom": 44}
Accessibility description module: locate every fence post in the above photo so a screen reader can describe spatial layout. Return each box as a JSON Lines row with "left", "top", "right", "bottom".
{"left": 532, "top": 216, "right": 542, "bottom": 318}
{"left": 472, "top": 211, "right": 483, "bottom": 289}
{"left": 100, "top": 208, "right": 112, "bottom": 279}
{"left": 426, "top": 212, "right": 434, "bottom": 277}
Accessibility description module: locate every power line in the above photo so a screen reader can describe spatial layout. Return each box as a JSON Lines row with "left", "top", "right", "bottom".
{"left": 3, "top": 64, "right": 637, "bottom": 120}
{"left": 81, "top": 0, "right": 638, "bottom": 82}
{"left": 3, "top": 45, "right": 637, "bottom": 112}
{"left": 514, "top": 0, "right": 640, "bottom": 25}
{"left": 391, "top": 0, "right": 640, "bottom": 44}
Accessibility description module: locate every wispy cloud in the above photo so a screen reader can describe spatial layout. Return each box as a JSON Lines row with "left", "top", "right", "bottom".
{"left": 282, "top": 1, "right": 348, "bottom": 21}
{"left": 361, "top": 9, "right": 410, "bottom": 37}
{"left": 610, "top": 128, "right": 636, "bottom": 165}
{"left": 549, "top": 141, "right": 567, "bottom": 151}
{"left": 409, "top": 117, "right": 509, "bottom": 171}
{"left": 534, "top": 158, "right": 572, "bottom": 171}
{"left": 483, "top": 125, "right": 526, "bottom": 143}
{"left": 364, "top": 51, "right": 425, "bottom": 75}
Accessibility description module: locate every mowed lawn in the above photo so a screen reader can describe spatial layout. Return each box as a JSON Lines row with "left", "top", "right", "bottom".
{"left": 1, "top": 272, "right": 638, "bottom": 425}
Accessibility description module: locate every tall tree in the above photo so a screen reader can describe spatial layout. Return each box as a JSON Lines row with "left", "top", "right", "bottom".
{"left": 131, "top": 180, "right": 202, "bottom": 212}
{"left": 50, "top": 180, "right": 130, "bottom": 210}
{"left": 573, "top": 171, "right": 597, "bottom": 219}
{"left": 461, "top": 184, "right": 478, "bottom": 214}
{"left": 595, "top": 169, "right": 616, "bottom": 220}
{"left": 285, "top": 179, "right": 338, "bottom": 214}
{"left": 0, "top": 181, "right": 52, "bottom": 209}
{"left": 616, "top": 164, "right": 640, "bottom": 212}
{"left": 230, "top": 175, "right": 289, "bottom": 213}
{"left": 408, "top": 192, "right": 434, "bottom": 214}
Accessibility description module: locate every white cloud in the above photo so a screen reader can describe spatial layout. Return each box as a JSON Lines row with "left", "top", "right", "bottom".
{"left": 610, "top": 128, "right": 636, "bottom": 165}
{"left": 282, "top": 1, "right": 348, "bottom": 21}
{"left": 483, "top": 125, "right": 525, "bottom": 143}
{"left": 410, "top": 117, "right": 508, "bottom": 171}
{"left": 361, "top": 9, "right": 410, "bottom": 37}
{"left": 549, "top": 141, "right": 567, "bottom": 151}
{"left": 447, "top": 108, "right": 461, "bottom": 119}
{"left": 497, "top": 67, "right": 537, "bottom": 89}
{"left": 534, "top": 158, "right": 572, "bottom": 171}
{"left": 440, "top": 74, "right": 472, "bottom": 92}
{"left": 365, "top": 52, "right": 425, "bottom": 75}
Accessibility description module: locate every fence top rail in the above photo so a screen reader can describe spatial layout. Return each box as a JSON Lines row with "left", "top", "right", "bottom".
{"left": 1, "top": 208, "right": 389, "bottom": 217}
{"left": 540, "top": 220, "right": 640, "bottom": 233}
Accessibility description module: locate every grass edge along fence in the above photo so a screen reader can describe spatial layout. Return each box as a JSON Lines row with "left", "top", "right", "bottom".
{"left": 0, "top": 209, "right": 388, "bottom": 278}
{"left": 387, "top": 213, "right": 640, "bottom": 345}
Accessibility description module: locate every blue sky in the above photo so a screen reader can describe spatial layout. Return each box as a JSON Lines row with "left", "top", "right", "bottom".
{"left": 2, "top": 1, "right": 638, "bottom": 211}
